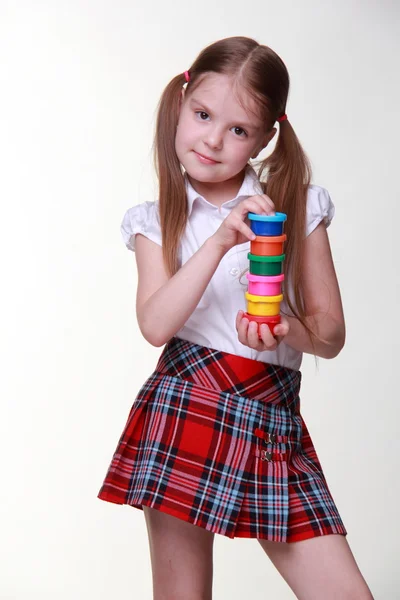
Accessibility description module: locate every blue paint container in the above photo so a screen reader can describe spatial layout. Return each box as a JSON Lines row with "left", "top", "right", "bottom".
{"left": 248, "top": 212, "right": 287, "bottom": 236}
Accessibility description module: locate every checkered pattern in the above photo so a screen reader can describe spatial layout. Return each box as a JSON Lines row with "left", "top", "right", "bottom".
{"left": 98, "top": 337, "right": 347, "bottom": 542}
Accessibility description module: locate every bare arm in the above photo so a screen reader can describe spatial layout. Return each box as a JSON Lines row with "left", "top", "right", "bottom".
{"left": 283, "top": 221, "right": 346, "bottom": 358}
{"left": 134, "top": 194, "right": 275, "bottom": 347}
{"left": 135, "top": 234, "right": 225, "bottom": 346}
{"left": 236, "top": 220, "right": 346, "bottom": 359}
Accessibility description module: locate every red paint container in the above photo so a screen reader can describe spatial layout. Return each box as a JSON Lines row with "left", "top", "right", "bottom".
{"left": 243, "top": 313, "right": 281, "bottom": 338}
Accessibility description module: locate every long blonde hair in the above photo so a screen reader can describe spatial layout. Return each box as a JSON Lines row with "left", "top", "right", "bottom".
{"left": 154, "top": 36, "right": 319, "bottom": 352}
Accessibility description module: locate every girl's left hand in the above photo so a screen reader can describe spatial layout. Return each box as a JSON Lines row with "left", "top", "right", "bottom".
{"left": 235, "top": 311, "right": 290, "bottom": 352}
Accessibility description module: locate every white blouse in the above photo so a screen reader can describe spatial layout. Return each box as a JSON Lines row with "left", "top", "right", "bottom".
{"left": 121, "top": 164, "right": 335, "bottom": 371}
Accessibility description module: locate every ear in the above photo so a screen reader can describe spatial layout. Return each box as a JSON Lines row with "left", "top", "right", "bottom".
{"left": 251, "top": 127, "right": 277, "bottom": 159}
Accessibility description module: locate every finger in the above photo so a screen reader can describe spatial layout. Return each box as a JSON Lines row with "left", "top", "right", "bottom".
{"left": 235, "top": 310, "right": 244, "bottom": 330}
{"left": 273, "top": 317, "right": 290, "bottom": 337}
{"left": 238, "top": 199, "right": 272, "bottom": 221}
{"left": 259, "top": 324, "right": 278, "bottom": 351}
{"left": 273, "top": 324, "right": 287, "bottom": 337}
{"left": 237, "top": 314, "right": 250, "bottom": 345}
{"left": 248, "top": 194, "right": 276, "bottom": 215}
{"left": 239, "top": 198, "right": 273, "bottom": 215}
{"left": 234, "top": 217, "right": 257, "bottom": 241}
{"left": 247, "top": 320, "right": 263, "bottom": 349}
{"left": 260, "top": 194, "right": 276, "bottom": 214}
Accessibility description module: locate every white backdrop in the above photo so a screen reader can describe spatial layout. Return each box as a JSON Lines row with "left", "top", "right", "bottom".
{"left": 1, "top": 1, "right": 399, "bottom": 598}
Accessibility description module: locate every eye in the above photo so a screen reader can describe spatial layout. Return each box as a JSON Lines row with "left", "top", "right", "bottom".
{"left": 195, "top": 111, "right": 210, "bottom": 121}
{"left": 231, "top": 126, "right": 247, "bottom": 137}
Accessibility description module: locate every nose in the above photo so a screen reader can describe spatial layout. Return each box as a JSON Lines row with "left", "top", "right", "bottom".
{"left": 204, "top": 125, "right": 223, "bottom": 150}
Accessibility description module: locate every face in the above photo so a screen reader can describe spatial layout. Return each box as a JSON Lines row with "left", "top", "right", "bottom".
{"left": 175, "top": 73, "right": 276, "bottom": 194}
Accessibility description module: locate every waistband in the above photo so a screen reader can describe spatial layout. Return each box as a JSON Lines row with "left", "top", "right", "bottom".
{"left": 155, "top": 337, "right": 301, "bottom": 404}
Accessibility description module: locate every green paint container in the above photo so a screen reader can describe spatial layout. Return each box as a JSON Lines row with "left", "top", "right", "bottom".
{"left": 248, "top": 253, "right": 285, "bottom": 276}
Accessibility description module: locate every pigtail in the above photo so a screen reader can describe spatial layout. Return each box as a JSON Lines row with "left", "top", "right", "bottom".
{"left": 153, "top": 73, "right": 188, "bottom": 276}
{"left": 257, "top": 120, "right": 320, "bottom": 356}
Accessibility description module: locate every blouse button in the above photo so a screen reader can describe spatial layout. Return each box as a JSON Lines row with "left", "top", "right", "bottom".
{"left": 229, "top": 267, "right": 239, "bottom": 276}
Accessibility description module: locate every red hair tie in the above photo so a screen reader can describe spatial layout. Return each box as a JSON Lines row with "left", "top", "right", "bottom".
{"left": 277, "top": 114, "right": 287, "bottom": 122}
{"left": 184, "top": 70, "right": 190, "bottom": 82}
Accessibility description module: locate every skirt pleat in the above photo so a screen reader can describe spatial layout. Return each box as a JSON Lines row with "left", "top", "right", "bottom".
{"left": 98, "top": 337, "right": 347, "bottom": 542}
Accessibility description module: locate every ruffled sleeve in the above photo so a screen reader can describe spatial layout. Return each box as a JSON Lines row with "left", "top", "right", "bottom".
{"left": 305, "top": 185, "right": 335, "bottom": 237}
{"left": 120, "top": 201, "right": 162, "bottom": 251}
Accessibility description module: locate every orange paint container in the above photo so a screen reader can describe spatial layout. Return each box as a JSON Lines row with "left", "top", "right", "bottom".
{"left": 250, "top": 234, "right": 287, "bottom": 256}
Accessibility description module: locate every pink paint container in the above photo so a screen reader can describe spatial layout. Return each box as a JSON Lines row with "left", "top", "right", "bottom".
{"left": 246, "top": 273, "right": 285, "bottom": 296}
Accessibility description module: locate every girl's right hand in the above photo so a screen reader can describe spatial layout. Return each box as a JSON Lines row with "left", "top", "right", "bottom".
{"left": 211, "top": 194, "right": 276, "bottom": 253}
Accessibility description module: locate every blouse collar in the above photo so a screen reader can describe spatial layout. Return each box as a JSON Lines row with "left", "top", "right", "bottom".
{"left": 184, "top": 163, "right": 263, "bottom": 216}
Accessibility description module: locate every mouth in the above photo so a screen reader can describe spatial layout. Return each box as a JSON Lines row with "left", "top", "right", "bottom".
{"left": 193, "top": 151, "right": 220, "bottom": 165}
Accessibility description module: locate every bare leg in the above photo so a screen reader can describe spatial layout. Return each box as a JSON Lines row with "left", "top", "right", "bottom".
{"left": 143, "top": 506, "right": 215, "bottom": 600}
{"left": 258, "top": 534, "right": 374, "bottom": 600}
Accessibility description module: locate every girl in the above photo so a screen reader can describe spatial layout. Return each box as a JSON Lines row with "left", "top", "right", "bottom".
{"left": 98, "top": 37, "right": 373, "bottom": 600}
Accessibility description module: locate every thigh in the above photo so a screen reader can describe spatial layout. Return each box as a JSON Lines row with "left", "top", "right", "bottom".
{"left": 143, "top": 506, "right": 215, "bottom": 600}
{"left": 258, "top": 534, "right": 374, "bottom": 600}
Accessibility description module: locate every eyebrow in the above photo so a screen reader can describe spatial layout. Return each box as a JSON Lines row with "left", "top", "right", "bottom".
{"left": 189, "top": 96, "right": 258, "bottom": 131}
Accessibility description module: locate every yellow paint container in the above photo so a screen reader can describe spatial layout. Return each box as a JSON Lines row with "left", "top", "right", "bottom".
{"left": 245, "top": 292, "right": 283, "bottom": 316}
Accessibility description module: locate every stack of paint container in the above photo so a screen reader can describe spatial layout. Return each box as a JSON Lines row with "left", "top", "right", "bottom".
{"left": 244, "top": 212, "right": 287, "bottom": 338}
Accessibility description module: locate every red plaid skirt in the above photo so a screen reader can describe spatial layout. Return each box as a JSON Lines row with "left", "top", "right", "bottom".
{"left": 98, "top": 337, "right": 347, "bottom": 542}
